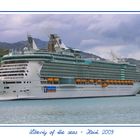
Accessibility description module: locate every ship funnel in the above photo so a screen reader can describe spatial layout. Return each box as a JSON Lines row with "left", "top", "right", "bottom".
{"left": 27, "top": 35, "right": 39, "bottom": 50}
{"left": 48, "top": 34, "right": 68, "bottom": 52}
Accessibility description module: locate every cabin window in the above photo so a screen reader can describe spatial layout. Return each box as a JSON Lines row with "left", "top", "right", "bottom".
{"left": 4, "top": 87, "right": 9, "bottom": 89}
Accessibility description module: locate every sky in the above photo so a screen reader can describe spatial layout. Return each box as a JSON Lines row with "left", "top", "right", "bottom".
{"left": 0, "top": 14, "right": 140, "bottom": 60}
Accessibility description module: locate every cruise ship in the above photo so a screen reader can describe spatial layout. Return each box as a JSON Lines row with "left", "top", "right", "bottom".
{"left": 0, "top": 34, "right": 140, "bottom": 100}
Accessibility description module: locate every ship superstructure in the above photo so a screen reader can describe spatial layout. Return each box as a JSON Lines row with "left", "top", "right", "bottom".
{"left": 0, "top": 34, "right": 140, "bottom": 100}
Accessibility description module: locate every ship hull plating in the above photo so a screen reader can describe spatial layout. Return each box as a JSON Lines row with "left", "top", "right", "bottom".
{"left": 0, "top": 83, "right": 139, "bottom": 100}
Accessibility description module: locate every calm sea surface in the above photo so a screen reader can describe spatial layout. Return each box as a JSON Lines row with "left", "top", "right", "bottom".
{"left": 0, "top": 94, "right": 140, "bottom": 124}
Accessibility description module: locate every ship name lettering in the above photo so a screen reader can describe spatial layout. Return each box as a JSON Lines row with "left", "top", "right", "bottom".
{"left": 29, "top": 129, "right": 47, "bottom": 136}
{"left": 67, "top": 130, "right": 78, "bottom": 134}
{"left": 57, "top": 129, "right": 65, "bottom": 134}
{"left": 49, "top": 130, "right": 55, "bottom": 136}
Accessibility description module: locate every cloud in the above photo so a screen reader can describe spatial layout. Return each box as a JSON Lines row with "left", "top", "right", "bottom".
{"left": 80, "top": 39, "right": 101, "bottom": 46}
{"left": 85, "top": 44, "right": 140, "bottom": 60}
{"left": 0, "top": 14, "right": 74, "bottom": 42}
{"left": 0, "top": 14, "right": 140, "bottom": 60}
{"left": 82, "top": 15, "right": 140, "bottom": 47}
{"left": 76, "top": 14, "right": 140, "bottom": 60}
{"left": 85, "top": 45, "right": 126, "bottom": 59}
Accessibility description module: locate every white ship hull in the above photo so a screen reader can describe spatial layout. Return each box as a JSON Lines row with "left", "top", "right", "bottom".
{"left": 0, "top": 83, "right": 139, "bottom": 100}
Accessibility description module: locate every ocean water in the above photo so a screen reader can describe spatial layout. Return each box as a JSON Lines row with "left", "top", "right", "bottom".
{"left": 0, "top": 95, "right": 140, "bottom": 124}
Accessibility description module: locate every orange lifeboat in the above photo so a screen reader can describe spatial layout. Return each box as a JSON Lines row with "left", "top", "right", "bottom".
{"left": 130, "top": 80, "right": 133, "bottom": 84}
{"left": 109, "top": 80, "right": 113, "bottom": 84}
{"left": 115, "top": 80, "right": 118, "bottom": 84}
{"left": 94, "top": 79, "right": 98, "bottom": 83}
{"left": 97, "top": 79, "right": 102, "bottom": 84}
{"left": 120, "top": 80, "right": 124, "bottom": 84}
{"left": 119, "top": 80, "right": 122, "bottom": 84}
{"left": 89, "top": 79, "right": 94, "bottom": 83}
{"left": 54, "top": 78, "right": 59, "bottom": 82}
{"left": 105, "top": 80, "right": 109, "bottom": 83}
{"left": 124, "top": 80, "right": 128, "bottom": 84}
{"left": 86, "top": 79, "right": 89, "bottom": 83}
{"left": 75, "top": 79, "right": 81, "bottom": 84}
{"left": 101, "top": 83, "right": 108, "bottom": 88}
{"left": 112, "top": 80, "right": 116, "bottom": 84}
{"left": 76, "top": 79, "right": 80, "bottom": 82}
{"left": 47, "top": 78, "right": 54, "bottom": 81}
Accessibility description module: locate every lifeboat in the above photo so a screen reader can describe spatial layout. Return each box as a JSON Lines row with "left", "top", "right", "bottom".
{"left": 86, "top": 79, "right": 89, "bottom": 83}
{"left": 128, "top": 80, "right": 133, "bottom": 85}
{"left": 54, "top": 78, "right": 59, "bottom": 82}
{"left": 109, "top": 80, "right": 113, "bottom": 84}
{"left": 130, "top": 80, "right": 133, "bottom": 84}
{"left": 94, "top": 79, "right": 98, "bottom": 83}
{"left": 89, "top": 79, "right": 94, "bottom": 83}
{"left": 97, "top": 79, "right": 102, "bottom": 84}
{"left": 106, "top": 80, "right": 110, "bottom": 84}
{"left": 106, "top": 80, "right": 109, "bottom": 83}
{"left": 124, "top": 80, "right": 128, "bottom": 84}
{"left": 101, "top": 83, "right": 108, "bottom": 88}
{"left": 76, "top": 79, "right": 81, "bottom": 82}
{"left": 120, "top": 80, "right": 124, "bottom": 84}
{"left": 81, "top": 79, "right": 86, "bottom": 82}
{"left": 115, "top": 80, "right": 118, "bottom": 84}
{"left": 47, "top": 78, "right": 54, "bottom": 81}
{"left": 75, "top": 79, "right": 81, "bottom": 84}
{"left": 119, "top": 80, "right": 122, "bottom": 84}
{"left": 113, "top": 80, "right": 117, "bottom": 84}
{"left": 117, "top": 80, "right": 120, "bottom": 84}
